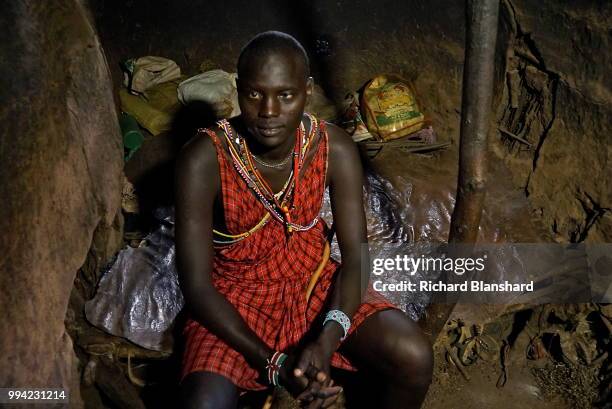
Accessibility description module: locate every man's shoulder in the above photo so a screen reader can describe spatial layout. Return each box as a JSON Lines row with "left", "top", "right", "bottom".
{"left": 323, "top": 121, "right": 358, "bottom": 159}
{"left": 177, "top": 126, "right": 222, "bottom": 176}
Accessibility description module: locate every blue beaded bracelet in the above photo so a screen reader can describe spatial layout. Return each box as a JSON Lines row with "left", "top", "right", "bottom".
{"left": 323, "top": 309, "right": 351, "bottom": 340}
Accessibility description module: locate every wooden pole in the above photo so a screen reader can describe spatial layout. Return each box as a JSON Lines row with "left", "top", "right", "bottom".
{"left": 421, "top": 0, "right": 500, "bottom": 341}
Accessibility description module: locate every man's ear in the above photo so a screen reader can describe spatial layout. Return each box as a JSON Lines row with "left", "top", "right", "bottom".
{"left": 306, "top": 76, "right": 314, "bottom": 97}
{"left": 305, "top": 77, "right": 314, "bottom": 107}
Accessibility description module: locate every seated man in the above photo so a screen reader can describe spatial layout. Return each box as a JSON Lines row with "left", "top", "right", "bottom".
{"left": 175, "top": 31, "right": 433, "bottom": 409}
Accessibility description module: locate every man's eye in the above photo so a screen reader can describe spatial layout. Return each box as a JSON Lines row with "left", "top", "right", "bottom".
{"left": 279, "top": 92, "right": 294, "bottom": 100}
{"left": 248, "top": 91, "right": 260, "bottom": 99}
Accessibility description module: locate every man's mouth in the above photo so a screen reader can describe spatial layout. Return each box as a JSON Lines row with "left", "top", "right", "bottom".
{"left": 257, "top": 126, "right": 284, "bottom": 137}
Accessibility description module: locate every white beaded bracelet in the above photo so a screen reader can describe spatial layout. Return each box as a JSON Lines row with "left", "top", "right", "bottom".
{"left": 323, "top": 309, "right": 351, "bottom": 340}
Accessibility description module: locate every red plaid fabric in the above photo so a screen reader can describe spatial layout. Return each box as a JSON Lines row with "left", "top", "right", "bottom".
{"left": 181, "top": 117, "right": 397, "bottom": 390}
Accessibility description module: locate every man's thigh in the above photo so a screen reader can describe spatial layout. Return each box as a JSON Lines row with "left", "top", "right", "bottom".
{"left": 179, "top": 371, "right": 239, "bottom": 409}
{"left": 339, "top": 309, "right": 433, "bottom": 379}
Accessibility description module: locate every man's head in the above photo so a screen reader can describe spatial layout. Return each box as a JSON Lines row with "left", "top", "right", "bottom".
{"left": 236, "top": 31, "right": 313, "bottom": 150}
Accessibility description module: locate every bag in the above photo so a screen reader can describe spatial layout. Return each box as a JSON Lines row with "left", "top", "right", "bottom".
{"left": 123, "top": 56, "right": 181, "bottom": 94}
{"left": 177, "top": 70, "right": 240, "bottom": 119}
{"left": 361, "top": 74, "right": 427, "bottom": 141}
{"left": 119, "top": 88, "right": 172, "bottom": 136}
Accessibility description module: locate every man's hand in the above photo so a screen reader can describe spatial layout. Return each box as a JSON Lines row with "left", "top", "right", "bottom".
{"left": 292, "top": 339, "right": 342, "bottom": 408}
{"left": 276, "top": 354, "right": 309, "bottom": 397}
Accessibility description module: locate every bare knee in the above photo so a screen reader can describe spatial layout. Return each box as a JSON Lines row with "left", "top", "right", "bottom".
{"left": 371, "top": 314, "right": 433, "bottom": 389}
{"left": 387, "top": 329, "right": 433, "bottom": 388}
{"left": 179, "top": 372, "right": 239, "bottom": 409}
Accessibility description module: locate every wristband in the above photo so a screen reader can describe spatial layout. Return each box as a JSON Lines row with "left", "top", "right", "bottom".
{"left": 265, "top": 351, "right": 288, "bottom": 387}
{"left": 323, "top": 309, "right": 351, "bottom": 341}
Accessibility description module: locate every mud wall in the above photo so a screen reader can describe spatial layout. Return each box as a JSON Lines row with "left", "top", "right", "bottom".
{"left": 0, "top": 0, "right": 123, "bottom": 403}
{"left": 92, "top": 0, "right": 610, "bottom": 243}
{"left": 495, "top": 0, "right": 611, "bottom": 242}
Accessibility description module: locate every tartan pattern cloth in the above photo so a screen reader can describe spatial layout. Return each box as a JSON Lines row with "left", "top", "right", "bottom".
{"left": 181, "top": 117, "right": 397, "bottom": 390}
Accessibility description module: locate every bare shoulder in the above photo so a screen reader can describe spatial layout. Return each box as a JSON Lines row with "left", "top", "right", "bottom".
{"left": 323, "top": 121, "right": 363, "bottom": 186}
{"left": 325, "top": 122, "right": 359, "bottom": 159}
{"left": 175, "top": 126, "right": 222, "bottom": 191}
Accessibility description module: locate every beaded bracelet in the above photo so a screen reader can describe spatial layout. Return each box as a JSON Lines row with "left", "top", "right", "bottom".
{"left": 323, "top": 309, "right": 351, "bottom": 341}
{"left": 265, "top": 351, "right": 288, "bottom": 387}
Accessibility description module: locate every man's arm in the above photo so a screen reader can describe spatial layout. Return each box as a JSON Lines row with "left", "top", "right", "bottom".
{"left": 294, "top": 123, "right": 369, "bottom": 383}
{"left": 174, "top": 133, "right": 274, "bottom": 373}
{"left": 292, "top": 123, "right": 369, "bottom": 406}
{"left": 319, "top": 123, "right": 370, "bottom": 346}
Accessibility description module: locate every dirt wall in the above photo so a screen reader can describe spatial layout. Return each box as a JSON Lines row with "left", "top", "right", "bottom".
{"left": 92, "top": 0, "right": 610, "bottom": 242}
{"left": 0, "top": 0, "right": 123, "bottom": 404}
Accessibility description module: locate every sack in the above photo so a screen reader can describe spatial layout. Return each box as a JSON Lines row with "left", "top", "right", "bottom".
{"left": 123, "top": 56, "right": 181, "bottom": 94}
{"left": 142, "top": 79, "right": 182, "bottom": 113}
{"left": 120, "top": 88, "right": 172, "bottom": 136}
{"left": 177, "top": 70, "right": 240, "bottom": 119}
{"left": 361, "top": 74, "right": 426, "bottom": 141}
{"left": 84, "top": 208, "right": 182, "bottom": 352}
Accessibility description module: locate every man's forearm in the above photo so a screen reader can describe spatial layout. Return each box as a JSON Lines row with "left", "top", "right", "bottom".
{"left": 186, "top": 286, "right": 273, "bottom": 372}
{"left": 318, "top": 262, "right": 366, "bottom": 348}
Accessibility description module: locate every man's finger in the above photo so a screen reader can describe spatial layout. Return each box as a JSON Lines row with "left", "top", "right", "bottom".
{"left": 297, "top": 380, "right": 320, "bottom": 401}
{"left": 322, "top": 393, "right": 340, "bottom": 409}
{"left": 307, "top": 398, "right": 324, "bottom": 409}
{"left": 320, "top": 381, "right": 341, "bottom": 408}
{"left": 314, "top": 385, "right": 342, "bottom": 399}
{"left": 315, "top": 369, "right": 327, "bottom": 383}
{"left": 294, "top": 372, "right": 309, "bottom": 390}
{"left": 306, "top": 364, "right": 321, "bottom": 380}
{"left": 294, "top": 351, "right": 312, "bottom": 377}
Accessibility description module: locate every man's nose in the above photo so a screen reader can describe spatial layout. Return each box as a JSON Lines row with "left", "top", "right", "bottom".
{"left": 259, "top": 96, "right": 280, "bottom": 117}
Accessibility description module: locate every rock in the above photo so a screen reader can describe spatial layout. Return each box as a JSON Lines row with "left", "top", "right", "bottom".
{"left": 0, "top": 1, "right": 123, "bottom": 406}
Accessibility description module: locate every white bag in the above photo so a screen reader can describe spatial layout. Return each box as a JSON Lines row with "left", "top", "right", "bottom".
{"left": 177, "top": 70, "right": 240, "bottom": 118}
{"left": 124, "top": 56, "right": 181, "bottom": 94}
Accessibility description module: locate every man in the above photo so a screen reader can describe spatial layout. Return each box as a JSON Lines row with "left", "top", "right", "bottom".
{"left": 175, "top": 31, "right": 432, "bottom": 409}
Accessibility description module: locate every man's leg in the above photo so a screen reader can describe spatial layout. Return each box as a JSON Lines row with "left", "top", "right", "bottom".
{"left": 179, "top": 371, "right": 239, "bottom": 409}
{"left": 339, "top": 309, "right": 433, "bottom": 409}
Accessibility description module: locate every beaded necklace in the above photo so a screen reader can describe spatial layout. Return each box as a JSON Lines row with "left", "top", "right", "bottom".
{"left": 218, "top": 115, "right": 319, "bottom": 234}
{"left": 252, "top": 149, "right": 293, "bottom": 169}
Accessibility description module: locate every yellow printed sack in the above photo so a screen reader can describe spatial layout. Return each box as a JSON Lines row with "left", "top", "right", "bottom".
{"left": 361, "top": 75, "right": 427, "bottom": 141}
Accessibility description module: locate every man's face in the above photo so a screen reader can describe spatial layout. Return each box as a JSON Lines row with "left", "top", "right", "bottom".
{"left": 237, "top": 52, "right": 313, "bottom": 149}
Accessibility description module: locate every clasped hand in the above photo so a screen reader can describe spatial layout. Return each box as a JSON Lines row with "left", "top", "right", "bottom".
{"left": 280, "top": 340, "right": 342, "bottom": 408}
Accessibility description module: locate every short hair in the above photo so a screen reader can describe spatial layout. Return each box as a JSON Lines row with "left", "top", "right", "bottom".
{"left": 237, "top": 31, "right": 310, "bottom": 78}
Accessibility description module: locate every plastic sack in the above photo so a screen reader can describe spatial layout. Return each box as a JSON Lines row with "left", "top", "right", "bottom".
{"left": 84, "top": 208, "right": 183, "bottom": 352}
{"left": 123, "top": 56, "right": 181, "bottom": 94}
{"left": 320, "top": 170, "right": 435, "bottom": 320}
{"left": 361, "top": 74, "right": 427, "bottom": 141}
{"left": 177, "top": 70, "right": 240, "bottom": 119}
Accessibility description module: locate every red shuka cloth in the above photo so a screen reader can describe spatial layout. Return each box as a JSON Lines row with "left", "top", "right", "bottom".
{"left": 181, "top": 118, "right": 397, "bottom": 390}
